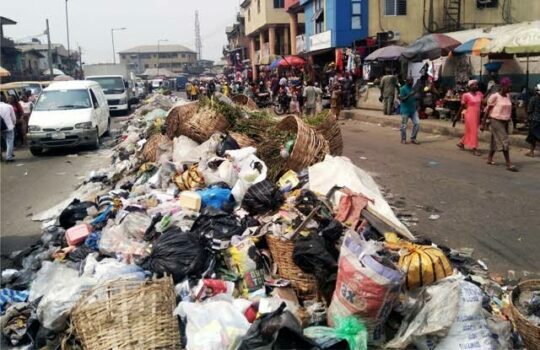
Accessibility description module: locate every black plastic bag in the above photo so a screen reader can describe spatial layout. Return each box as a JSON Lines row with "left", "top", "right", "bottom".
{"left": 58, "top": 199, "right": 96, "bottom": 229}
{"left": 237, "top": 303, "right": 320, "bottom": 350}
{"left": 141, "top": 229, "right": 210, "bottom": 283}
{"left": 293, "top": 234, "right": 338, "bottom": 304}
{"left": 217, "top": 134, "right": 240, "bottom": 157}
{"left": 190, "top": 207, "right": 245, "bottom": 250}
{"left": 242, "top": 180, "right": 284, "bottom": 215}
{"left": 68, "top": 245, "right": 95, "bottom": 263}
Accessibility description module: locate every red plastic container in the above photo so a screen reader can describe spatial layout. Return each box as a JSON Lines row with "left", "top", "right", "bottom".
{"left": 65, "top": 223, "right": 92, "bottom": 246}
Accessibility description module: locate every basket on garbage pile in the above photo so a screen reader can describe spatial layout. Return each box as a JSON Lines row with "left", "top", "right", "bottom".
{"left": 510, "top": 279, "right": 540, "bottom": 350}
{"left": 276, "top": 115, "right": 330, "bottom": 172}
{"left": 182, "top": 106, "right": 230, "bottom": 143}
{"left": 72, "top": 277, "right": 180, "bottom": 350}
{"left": 315, "top": 117, "right": 343, "bottom": 156}
{"left": 229, "top": 131, "right": 256, "bottom": 148}
{"left": 266, "top": 234, "right": 319, "bottom": 301}
{"left": 165, "top": 102, "right": 199, "bottom": 139}
{"left": 231, "top": 94, "right": 258, "bottom": 110}
{"left": 141, "top": 133, "right": 171, "bottom": 163}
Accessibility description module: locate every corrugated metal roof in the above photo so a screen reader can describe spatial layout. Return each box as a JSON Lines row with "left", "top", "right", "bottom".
{"left": 118, "top": 44, "right": 195, "bottom": 54}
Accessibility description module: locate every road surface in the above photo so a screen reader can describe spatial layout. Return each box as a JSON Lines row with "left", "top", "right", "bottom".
{"left": 341, "top": 119, "right": 540, "bottom": 275}
{"left": 1, "top": 116, "right": 538, "bottom": 276}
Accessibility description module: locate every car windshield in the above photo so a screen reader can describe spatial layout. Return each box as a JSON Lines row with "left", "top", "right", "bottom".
{"left": 22, "top": 84, "right": 42, "bottom": 95}
{"left": 34, "top": 89, "right": 91, "bottom": 111}
{"left": 88, "top": 77, "right": 125, "bottom": 94}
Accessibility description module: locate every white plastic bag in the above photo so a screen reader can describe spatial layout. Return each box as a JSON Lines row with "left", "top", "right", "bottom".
{"left": 30, "top": 262, "right": 97, "bottom": 331}
{"left": 172, "top": 136, "right": 199, "bottom": 165}
{"left": 225, "top": 147, "right": 267, "bottom": 202}
{"left": 174, "top": 296, "right": 251, "bottom": 350}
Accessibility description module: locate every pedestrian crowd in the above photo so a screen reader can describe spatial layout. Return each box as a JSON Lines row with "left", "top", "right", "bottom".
{"left": 1, "top": 90, "right": 35, "bottom": 162}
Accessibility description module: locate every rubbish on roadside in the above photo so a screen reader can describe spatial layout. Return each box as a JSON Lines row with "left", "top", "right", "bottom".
{"left": 510, "top": 279, "right": 540, "bottom": 349}
{"left": 58, "top": 199, "right": 96, "bottom": 229}
{"left": 304, "top": 315, "right": 368, "bottom": 350}
{"left": 65, "top": 223, "right": 93, "bottom": 246}
{"left": 179, "top": 191, "right": 202, "bottom": 212}
{"left": 429, "top": 214, "right": 440, "bottom": 220}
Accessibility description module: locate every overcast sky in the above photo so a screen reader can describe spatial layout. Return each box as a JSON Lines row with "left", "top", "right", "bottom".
{"left": 2, "top": 0, "right": 240, "bottom": 63}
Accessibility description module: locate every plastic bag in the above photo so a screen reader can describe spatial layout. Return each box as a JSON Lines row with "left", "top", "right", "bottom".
{"left": 174, "top": 296, "right": 251, "bottom": 350}
{"left": 190, "top": 207, "right": 245, "bottom": 250}
{"left": 198, "top": 186, "right": 234, "bottom": 211}
{"left": 145, "top": 108, "right": 167, "bottom": 122}
{"left": 58, "top": 199, "right": 96, "bottom": 229}
{"left": 172, "top": 136, "right": 199, "bottom": 165}
{"left": 327, "top": 230, "right": 403, "bottom": 344}
{"left": 226, "top": 147, "right": 267, "bottom": 202}
{"left": 237, "top": 302, "right": 319, "bottom": 350}
{"left": 217, "top": 133, "right": 240, "bottom": 157}
{"left": 99, "top": 219, "right": 149, "bottom": 258}
{"left": 141, "top": 229, "right": 209, "bottom": 283}
{"left": 227, "top": 236, "right": 266, "bottom": 297}
{"left": 29, "top": 262, "right": 96, "bottom": 331}
{"left": 82, "top": 255, "right": 146, "bottom": 281}
{"left": 242, "top": 180, "right": 284, "bottom": 215}
{"left": 304, "top": 316, "right": 368, "bottom": 350}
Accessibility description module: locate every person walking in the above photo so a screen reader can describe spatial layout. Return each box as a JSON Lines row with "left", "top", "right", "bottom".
{"left": 330, "top": 82, "right": 342, "bottom": 120}
{"left": 19, "top": 94, "right": 34, "bottom": 146}
{"left": 484, "top": 77, "right": 517, "bottom": 172}
{"left": 525, "top": 84, "right": 540, "bottom": 157}
{"left": 303, "top": 81, "right": 320, "bottom": 118}
{"left": 1, "top": 94, "right": 17, "bottom": 162}
{"left": 456, "top": 80, "right": 483, "bottom": 156}
{"left": 380, "top": 72, "right": 399, "bottom": 115}
{"left": 399, "top": 77, "right": 420, "bottom": 144}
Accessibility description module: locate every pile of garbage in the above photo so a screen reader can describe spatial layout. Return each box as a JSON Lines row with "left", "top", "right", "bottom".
{"left": 1, "top": 93, "right": 538, "bottom": 350}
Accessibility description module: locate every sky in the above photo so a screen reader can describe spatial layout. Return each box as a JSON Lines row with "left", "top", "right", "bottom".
{"left": 2, "top": 0, "right": 240, "bottom": 64}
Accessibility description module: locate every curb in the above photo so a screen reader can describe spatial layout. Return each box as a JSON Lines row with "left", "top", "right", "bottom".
{"left": 342, "top": 110, "right": 530, "bottom": 149}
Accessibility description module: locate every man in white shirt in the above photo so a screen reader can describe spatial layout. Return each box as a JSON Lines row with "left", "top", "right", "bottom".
{"left": 1, "top": 94, "right": 17, "bottom": 162}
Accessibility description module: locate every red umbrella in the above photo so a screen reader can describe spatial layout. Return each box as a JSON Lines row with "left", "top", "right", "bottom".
{"left": 278, "top": 55, "right": 306, "bottom": 67}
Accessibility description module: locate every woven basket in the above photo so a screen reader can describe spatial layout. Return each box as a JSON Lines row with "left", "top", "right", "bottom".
{"left": 165, "top": 102, "right": 199, "bottom": 139}
{"left": 266, "top": 234, "right": 318, "bottom": 301}
{"left": 141, "top": 133, "right": 171, "bottom": 163}
{"left": 510, "top": 279, "right": 540, "bottom": 350}
{"left": 231, "top": 94, "right": 257, "bottom": 110}
{"left": 182, "top": 106, "right": 230, "bottom": 143}
{"left": 229, "top": 131, "right": 256, "bottom": 148}
{"left": 72, "top": 277, "right": 180, "bottom": 350}
{"left": 315, "top": 117, "right": 343, "bottom": 156}
{"left": 276, "top": 115, "right": 330, "bottom": 171}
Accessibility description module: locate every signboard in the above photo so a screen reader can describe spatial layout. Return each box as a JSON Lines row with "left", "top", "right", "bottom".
{"left": 309, "top": 30, "right": 332, "bottom": 52}
{"left": 296, "top": 34, "right": 306, "bottom": 54}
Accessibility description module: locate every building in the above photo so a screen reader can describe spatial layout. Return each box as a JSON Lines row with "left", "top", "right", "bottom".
{"left": 296, "top": 0, "right": 368, "bottom": 56}
{"left": 15, "top": 42, "right": 75, "bottom": 75}
{"left": 1, "top": 16, "right": 21, "bottom": 81}
{"left": 240, "top": 0, "right": 305, "bottom": 78}
{"left": 118, "top": 44, "right": 197, "bottom": 75}
{"left": 223, "top": 10, "right": 250, "bottom": 67}
{"left": 368, "top": 0, "right": 540, "bottom": 45}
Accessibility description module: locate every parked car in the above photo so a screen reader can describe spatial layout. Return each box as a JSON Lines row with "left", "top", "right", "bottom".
{"left": 27, "top": 80, "right": 110, "bottom": 156}
{"left": 0, "top": 81, "right": 46, "bottom": 98}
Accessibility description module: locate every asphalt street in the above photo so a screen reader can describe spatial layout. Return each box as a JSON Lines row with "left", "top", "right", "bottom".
{"left": 1, "top": 115, "right": 539, "bottom": 276}
{"left": 341, "top": 119, "right": 540, "bottom": 275}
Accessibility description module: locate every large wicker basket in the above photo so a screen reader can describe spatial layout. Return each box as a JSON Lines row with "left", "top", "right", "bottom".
{"left": 231, "top": 94, "right": 258, "bottom": 110}
{"left": 182, "top": 106, "right": 230, "bottom": 143}
{"left": 165, "top": 102, "right": 199, "bottom": 139}
{"left": 141, "top": 133, "right": 171, "bottom": 163}
{"left": 276, "top": 115, "right": 330, "bottom": 171}
{"left": 229, "top": 131, "right": 256, "bottom": 148}
{"left": 510, "top": 279, "right": 540, "bottom": 350}
{"left": 315, "top": 117, "right": 343, "bottom": 156}
{"left": 72, "top": 277, "right": 180, "bottom": 350}
{"left": 266, "top": 234, "right": 318, "bottom": 301}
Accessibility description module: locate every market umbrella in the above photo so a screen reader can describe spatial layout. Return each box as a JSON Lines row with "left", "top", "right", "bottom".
{"left": 402, "top": 34, "right": 461, "bottom": 62}
{"left": 0, "top": 66, "right": 11, "bottom": 77}
{"left": 42, "top": 68, "right": 65, "bottom": 76}
{"left": 454, "top": 37, "right": 491, "bottom": 56}
{"left": 278, "top": 55, "right": 306, "bottom": 67}
{"left": 269, "top": 58, "right": 282, "bottom": 70}
{"left": 53, "top": 75, "right": 74, "bottom": 81}
{"left": 364, "top": 45, "right": 405, "bottom": 61}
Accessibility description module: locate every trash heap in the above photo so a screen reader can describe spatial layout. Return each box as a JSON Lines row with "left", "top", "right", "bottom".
{"left": 1, "top": 93, "right": 538, "bottom": 350}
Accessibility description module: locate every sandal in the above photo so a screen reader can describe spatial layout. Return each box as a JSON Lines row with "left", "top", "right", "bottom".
{"left": 472, "top": 150, "right": 482, "bottom": 156}
{"left": 456, "top": 143, "right": 465, "bottom": 150}
{"left": 486, "top": 160, "right": 496, "bottom": 166}
{"left": 506, "top": 165, "right": 519, "bottom": 172}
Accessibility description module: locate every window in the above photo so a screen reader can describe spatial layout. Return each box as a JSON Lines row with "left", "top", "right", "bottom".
{"left": 352, "top": 0, "right": 362, "bottom": 29}
{"left": 144, "top": 64, "right": 149, "bottom": 68}
{"left": 89, "top": 89, "right": 99, "bottom": 108}
{"left": 385, "top": 0, "right": 407, "bottom": 16}
{"left": 273, "top": 0, "right": 284, "bottom": 8}
{"left": 314, "top": 0, "right": 324, "bottom": 34}
{"left": 257, "top": 0, "right": 261, "bottom": 13}
{"left": 181, "top": 53, "right": 186, "bottom": 58}
{"left": 35, "top": 90, "right": 91, "bottom": 111}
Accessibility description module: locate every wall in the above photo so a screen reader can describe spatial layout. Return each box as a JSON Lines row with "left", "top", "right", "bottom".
{"left": 120, "top": 52, "right": 196, "bottom": 73}
{"left": 460, "top": 0, "right": 540, "bottom": 26}
{"left": 244, "top": 0, "right": 301, "bottom": 36}
{"left": 334, "top": 0, "right": 369, "bottom": 47}
{"left": 368, "top": 0, "right": 428, "bottom": 44}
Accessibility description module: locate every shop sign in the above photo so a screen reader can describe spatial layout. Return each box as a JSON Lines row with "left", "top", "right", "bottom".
{"left": 296, "top": 34, "right": 306, "bottom": 53}
{"left": 310, "top": 30, "right": 332, "bottom": 52}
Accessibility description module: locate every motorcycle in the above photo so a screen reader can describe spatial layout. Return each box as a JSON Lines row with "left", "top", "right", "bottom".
{"left": 273, "top": 92, "right": 291, "bottom": 115}
{"left": 253, "top": 92, "right": 273, "bottom": 109}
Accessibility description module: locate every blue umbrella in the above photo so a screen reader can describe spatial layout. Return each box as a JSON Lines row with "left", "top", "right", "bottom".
{"left": 269, "top": 58, "right": 282, "bottom": 70}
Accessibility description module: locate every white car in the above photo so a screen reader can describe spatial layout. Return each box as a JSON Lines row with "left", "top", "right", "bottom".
{"left": 27, "top": 80, "right": 110, "bottom": 156}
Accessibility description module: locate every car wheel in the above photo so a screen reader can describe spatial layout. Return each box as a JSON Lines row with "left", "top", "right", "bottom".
{"left": 91, "top": 127, "right": 100, "bottom": 150}
{"left": 29, "top": 146, "right": 43, "bottom": 156}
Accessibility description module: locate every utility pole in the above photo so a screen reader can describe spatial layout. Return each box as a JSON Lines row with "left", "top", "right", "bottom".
{"left": 78, "top": 46, "right": 82, "bottom": 79}
{"left": 46, "top": 19, "right": 54, "bottom": 81}
{"left": 111, "top": 27, "right": 126, "bottom": 64}
{"left": 195, "top": 10, "right": 202, "bottom": 60}
{"left": 65, "top": 0, "right": 71, "bottom": 72}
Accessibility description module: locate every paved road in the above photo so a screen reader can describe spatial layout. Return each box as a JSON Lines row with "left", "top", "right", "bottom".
{"left": 0, "top": 117, "right": 126, "bottom": 256}
{"left": 341, "top": 119, "right": 540, "bottom": 275}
